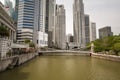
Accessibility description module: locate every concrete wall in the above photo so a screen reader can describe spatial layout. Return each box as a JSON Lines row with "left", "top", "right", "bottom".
{"left": 18, "top": 53, "right": 36, "bottom": 65}
{"left": 92, "top": 53, "right": 120, "bottom": 62}
{"left": 0, "top": 53, "right": 38, "bottom": 72}
{"left": 0, "top": 59, "right": 13, "bottom": 72}
{"left": 42, "top": 52, "right": 90, "bottom": 56}
{"left": 0, "top": 38, "right": 11, "bottom": 58}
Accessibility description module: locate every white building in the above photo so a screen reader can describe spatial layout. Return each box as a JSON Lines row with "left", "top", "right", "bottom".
{"left": 17, "top": 28, "right": 33, "bottom": 43}
{"left": 55, "top": 5, "right": 66, "bottom": 49}
{"left": 73, "top": 0, "right": 86, "bottom": 48}
{"left": 38, "top": 32, "right": 48, "bottom": 47}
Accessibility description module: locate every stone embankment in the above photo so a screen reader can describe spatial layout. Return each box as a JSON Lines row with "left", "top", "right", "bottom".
{"left": 0, "top": 53, "right": 38, "bottom": 72}
{"left": 92, "top": 53, "right": 120, "bottom": 62}
{"left": 39, "top": 51, "right": 90, "bottom": 56}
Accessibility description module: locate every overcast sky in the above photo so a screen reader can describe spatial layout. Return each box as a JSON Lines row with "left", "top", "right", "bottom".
{"left": 57, "top": 0, "right": 120, "bottom": 37}
{"left": 1, "top": 0, "right": 120, "bottom": 37}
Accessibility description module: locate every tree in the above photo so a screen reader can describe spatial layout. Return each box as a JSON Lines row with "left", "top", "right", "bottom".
{"left": 29, "top": 42, "right": 35, "bottom": 48}
{"left": 93, "top": 39, "right": 104, "bottom": 52}
{"left": 113, "top": 43, "right": 120, "bottom": 55}
{"left": 25, "top": 39, "right": 31, "bottom": 44}
{"left": 90, "top": 35, "right": 120, "bottom": 55}
{"left": 0, "top": 25, "right": 9, "bottom": 37}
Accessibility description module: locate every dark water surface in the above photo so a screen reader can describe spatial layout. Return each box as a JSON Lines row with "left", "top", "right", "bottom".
{"left": 0, "top": 56, "right": 120, "bottom": 80}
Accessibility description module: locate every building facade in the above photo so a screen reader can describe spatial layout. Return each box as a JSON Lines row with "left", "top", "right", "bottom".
{"left": 38, "top": 31, "right": 48, "bottom": 47}
{"left": 0, "top": 2, "right": 16, "bottom": 58}
{"left": 33, "top": 0, "right": 47, "bottom": 46}
{"left": 12, "top": 0, "right": 19, "bottom": 23}
{"left": 0, "top": 2, "right": 16, "bottom": 41}
{"left": 17, "top": 0, "right": 35, "bottom": 43}
{"left": 55, "top": 5, "right": 66, "bottom": 49}
{"left": 90, "top": 22, "right": 96, "bottom": 41}
{"left": 17, "top": 0, "right": 48, "bottom": 47}
{"left": 99, "top": 26, "right": 113, "bottom": 39}
{"left": 84, "top": 14, "right": 90, "bottom": 44}
{"left": 73, "top": 0, "right": 86, "bottom": 48}
{"left": 45, "top": 0, "right": 56, "bottom": 47}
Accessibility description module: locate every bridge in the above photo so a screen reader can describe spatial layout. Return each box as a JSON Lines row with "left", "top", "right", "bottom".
{"left": 39, "top": 50, "right": 91, "bottom": 56}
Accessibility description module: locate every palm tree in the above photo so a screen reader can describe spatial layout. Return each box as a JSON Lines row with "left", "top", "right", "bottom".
{"left": 0, "top": 25, "right": 9, "bottom": 38}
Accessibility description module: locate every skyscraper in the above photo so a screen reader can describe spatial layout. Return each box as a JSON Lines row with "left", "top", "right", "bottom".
{"left": 45, "top": 0, "right": 56, "bottom": 47}
{"left": 12, "top": 0, "right": 19, "bottom": 23}
{"left": 17, "top": 0, "right": 35, "bottom": 43}
{"left": 90, "top": 22, "right": 96, "bottom": 41}
{"left": 84, "top": 14, "right": 90, "bottom": 44}
{"left": 55, "top": 5, "right": 66, "bottom": 49}
{"left": 73, "top": 0, "right": 86, "bottom": 48}
{"left": 33, "top": 0, "right": 47, "bottom": 45}
{"left": 17, "top": 0, "right": 48, "bottom": 47}
{"left": 99, "top": 26, "right": 113, "bottom": 39}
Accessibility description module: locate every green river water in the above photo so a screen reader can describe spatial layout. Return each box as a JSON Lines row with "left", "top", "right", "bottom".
{"left": 0, "top": 56, "right": 120, "bottom": 80}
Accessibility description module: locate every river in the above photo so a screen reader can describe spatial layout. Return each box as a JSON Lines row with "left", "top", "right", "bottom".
{"left": 0, "top": 56, "right": 120, "bottom": 80}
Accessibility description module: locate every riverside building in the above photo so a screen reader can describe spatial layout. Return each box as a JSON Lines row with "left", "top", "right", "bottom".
{"left": 99, "top": 26, "right": 113, "bottom": 39}
{"left": 0, "top": 2, "right": 16, "bottom": 58}
{"left": 17, "top": 0, "right": 34, "bottom": 43}
{"left": 17, "top": 0, "right": 48, "bottom": 47}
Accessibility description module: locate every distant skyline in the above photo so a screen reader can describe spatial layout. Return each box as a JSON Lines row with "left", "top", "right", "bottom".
{"left": 1, "top": 0, "right": 120, "bottom": 37}
{"left": 57, "top": 0, "right": 120, "bottom": 37}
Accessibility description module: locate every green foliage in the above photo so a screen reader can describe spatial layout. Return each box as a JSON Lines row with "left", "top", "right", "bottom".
{"left": 6, "top": 50, "right": 13, "bottom": 56}
{"left": 29, "top": 42, "right": 35, "bottom": 48}
{"left": 91, "top": 35, "right": 120, "bottom": 55}
{"left": 25, "top": 39, "right": 31, "bottom": 44}
{"left": 113, "top": 43, "right": 120, "bottom": 55}
{"left": 0, "top": 25, "right": 9, "bottom": 37}
{"left": 86, "top": 42, "right": 92, "bottom": 50}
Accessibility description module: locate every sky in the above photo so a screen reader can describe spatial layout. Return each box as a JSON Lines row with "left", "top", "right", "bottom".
{"left": 1, "top": 0, "right": 120, "bottom": 37}
{"left": 56, "top": 0, "right": 120, "bottom": 37}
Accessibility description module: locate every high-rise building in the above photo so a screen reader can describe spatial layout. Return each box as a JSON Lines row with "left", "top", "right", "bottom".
{"left": 45, "top": 0, "right": 56, "bottom": 47}
{"left": 12, "top": 0, "right": 19, "bottom": 23}
{"left": 33, "top": 0, "right": 47, "bottom": 46}
{"left": 99, "top": 26, "right": 113, "bottom": 39}
{"left": 73, "top": 0, "right": 86, "bottom": 48}
{"left": 84, "top": 14, "right": 90, "bottom": 44}
{"left": 17, "top": 0, "right": 35, "bottom": 43}
{"left": 90, "top": 22, "right": 96, "bottom": 41}
{"left": 55, "top": 5, "right": 66, "bottom": 49}
{"left": 17, "top": 0, "right": 48, "bottom": 47}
